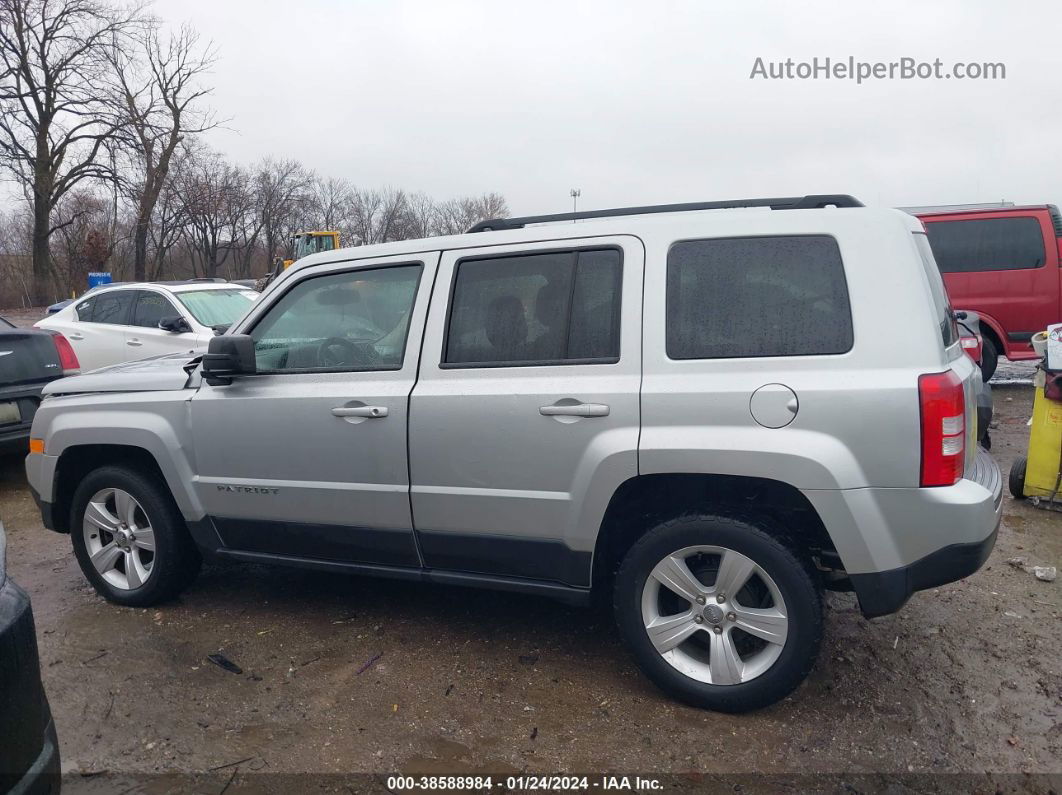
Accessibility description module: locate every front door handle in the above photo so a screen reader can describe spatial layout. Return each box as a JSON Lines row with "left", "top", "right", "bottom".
{"left": 332, "top": 405, "right": 388, "bottom": 418}
{"left": 539, "top": 403, "right": 610, "bottom": 418}
{"left": 127, "top": 339, "right": 142, "bottom": 347}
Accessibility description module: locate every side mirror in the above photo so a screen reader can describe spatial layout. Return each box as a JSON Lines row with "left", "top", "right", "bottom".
{"left": 158, "top": 315, "right": 192, "bottom": 333}
{"left": 201, "top": 334, "right": 256, "bottom": 385}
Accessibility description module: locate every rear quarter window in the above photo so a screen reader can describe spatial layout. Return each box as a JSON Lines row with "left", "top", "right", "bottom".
{"left": 913, "top": 233, "right": 959, "bottom": 348}
{"left": 666, "top": 235, "right": 853, "bottom": 359}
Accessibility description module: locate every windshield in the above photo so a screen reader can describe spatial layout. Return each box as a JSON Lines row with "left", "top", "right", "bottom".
{"left": 176, "top": 289, "right": 256, "bottom": 327}
{"left": 292, "top": 234, "right": 336, "bottom": 261}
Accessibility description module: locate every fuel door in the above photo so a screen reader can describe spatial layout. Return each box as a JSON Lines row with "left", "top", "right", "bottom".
{"left": 750, "top": 383, "right": 798, "bottom": 429}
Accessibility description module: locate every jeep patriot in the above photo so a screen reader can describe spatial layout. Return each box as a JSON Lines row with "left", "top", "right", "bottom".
{"left": 26, "top": 195, "right": 1002, "bottom": 712}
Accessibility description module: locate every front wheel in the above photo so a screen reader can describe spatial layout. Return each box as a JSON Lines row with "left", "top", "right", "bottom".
{"left": 613, "top": 514, "right": 823, "bottom": 712}
{"left": 70, "top": 465, "right": 201, "bottom": 607}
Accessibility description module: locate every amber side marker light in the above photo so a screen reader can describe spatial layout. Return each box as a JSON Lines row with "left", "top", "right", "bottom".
{"left": 28, "top": 438, "right": 44, "bottom": 454}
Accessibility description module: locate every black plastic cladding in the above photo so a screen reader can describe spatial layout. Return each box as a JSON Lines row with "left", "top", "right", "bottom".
{"left": 467, "top": 194, "right": 865, "bottom": 233}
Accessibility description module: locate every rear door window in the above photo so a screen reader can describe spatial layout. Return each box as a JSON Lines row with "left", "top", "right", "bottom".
{"left": 924, "top": 217, "right": 1045, "bottom": 272}
{"left": 444, "top": 248, "right": 622, "bottom": 367}
{"left": 666, "top": 235, "right": 853, "bottom": 359}
{"left": 131, "top": 291, "right": 180, "bottom": 328}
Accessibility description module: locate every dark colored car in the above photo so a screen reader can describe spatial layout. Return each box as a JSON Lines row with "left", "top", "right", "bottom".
{"left": 0, "top": 522, "right": 60, "bottom": 793}
{"left": 0, "top": 317, "right": 79, "bottom": 455}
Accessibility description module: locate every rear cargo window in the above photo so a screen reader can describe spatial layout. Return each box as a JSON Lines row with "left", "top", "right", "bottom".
{"left": 913, "top": 233, "right": 959, "bottom": 348}
{"left": 924, "top": 216, "right": 1045, "bottom": 272}
{"left": 666, "top": 235, "right": 853, "bottom": 359}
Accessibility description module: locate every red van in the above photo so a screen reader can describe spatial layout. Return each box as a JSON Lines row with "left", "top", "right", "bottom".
{"left": 914, "top": 204, "right": 1062, "bottom": 380}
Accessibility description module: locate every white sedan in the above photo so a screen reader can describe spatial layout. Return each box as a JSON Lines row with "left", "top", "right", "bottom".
{"left": 36, "top": 281, "right": 258, "bottom": 371}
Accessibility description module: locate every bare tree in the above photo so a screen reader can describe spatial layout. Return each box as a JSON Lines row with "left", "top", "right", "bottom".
{"left": 0, "top": 0, "right": 141, "bottom": 303}
{"left": 175, "top": 147, "right": 241, "bottom": 278}
{"left": 0, "top": 206, "right": 32, "bottom": 306}
{"left": 226, "top": 165, "right": 261, "bottom": 278}
{"left": 146, "top": 165, "right": 187, "bottom": 279}
{"left": 402, "top": 190, "right": 439, "bottom": 239}
{"left": 304, "top": 175, "right": 350, "bottom": 236}
{"left": 434, "top": 192, "right": 510, "bottom": 235}
{"left": 51, "top": 188, "right": 112, "bottom": 296}
{"left": 110, "top": 22, "right": 217, "bottom": 281}
{"left": 255, "top": 158, "right": 313, "bottom": 263}
{"left": 349, "top": 186, "right": 406, "bottom": 245}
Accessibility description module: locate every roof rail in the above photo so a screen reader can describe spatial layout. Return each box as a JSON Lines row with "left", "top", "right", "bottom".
{"left": 468, "top": 194, "right": 864, "bottom": 233}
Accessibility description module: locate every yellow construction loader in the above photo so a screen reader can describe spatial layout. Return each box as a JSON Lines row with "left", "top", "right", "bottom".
{"left": 257, "top": 230, "right": 340, "bottom": 290}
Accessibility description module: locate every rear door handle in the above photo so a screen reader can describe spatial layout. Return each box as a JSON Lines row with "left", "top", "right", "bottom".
{"left": 539, "top": 403, "right": 610, "bottom": 417}
{"left": 331, "top": 406, "right": 388, "bottom": 418}
{"left": 127, "top": 339, "right": 142, "bottom": 347}
{"left": 69, "top": 333, "right": 84, "bottom": 340}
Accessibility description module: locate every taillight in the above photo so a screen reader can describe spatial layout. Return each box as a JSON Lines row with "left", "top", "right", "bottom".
{"left": 919, "top": 370, "right": 965, "bottom": 487}
{"left": 49, "top": 332, "right": 80, "bottom": 375}
{"left": 960, "top": 334, "right": 983, "bottom": 365}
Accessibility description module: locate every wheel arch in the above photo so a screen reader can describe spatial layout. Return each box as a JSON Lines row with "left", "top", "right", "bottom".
{"left": 51, "top": 441, "right": 199, "bottom": 534}
{"left": 592, "top": 473, "right": 842, "bottom": 591}
{"left": 973, "top": 313, "right": 1005, "bottom": 358}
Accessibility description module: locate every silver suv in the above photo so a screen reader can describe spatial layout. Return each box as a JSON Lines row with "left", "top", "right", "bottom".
{"left": 25, "top": 195, "right": 1002, "bottom": 712}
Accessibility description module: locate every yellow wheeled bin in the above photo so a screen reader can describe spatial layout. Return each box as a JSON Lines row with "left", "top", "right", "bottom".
{"left": 1010, "top": 372, "right": 1062, "bottom": 506}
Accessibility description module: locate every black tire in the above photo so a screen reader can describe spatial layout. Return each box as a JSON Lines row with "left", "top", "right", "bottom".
{"left": 70, "top": 465, "right": 201, "bottom": 606}
{"left": 1009, "top": 456, "right": 1027, "bottom": 500}
{"left": 613, "top": 513, "right": 823, "bottom": 713}
{"left": 980, "top": 336, "right": 998, "bottom": 382}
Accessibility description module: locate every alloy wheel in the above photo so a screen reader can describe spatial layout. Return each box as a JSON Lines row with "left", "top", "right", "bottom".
{"left": 640, "top": 544, "right": 788, "bottom": 685}
{"left": 82, "top": 488, "right": 156, "bottom": 590}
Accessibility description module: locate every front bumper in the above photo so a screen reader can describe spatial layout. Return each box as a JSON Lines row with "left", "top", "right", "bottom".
{"left": 848, "top": 447, "right": 1002, "bottom": 617}
{"left": 26, "top": 453, "right": 60, "bottom": 533}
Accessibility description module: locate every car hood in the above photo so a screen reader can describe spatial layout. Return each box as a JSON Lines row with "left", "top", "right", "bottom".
{"left": 42, "top": 351, "right": 201, "bottom": 395}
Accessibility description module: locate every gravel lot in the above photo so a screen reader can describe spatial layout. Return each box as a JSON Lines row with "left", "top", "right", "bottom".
{"left": 0, "top": 311, "right": 1059, "bottom": 789}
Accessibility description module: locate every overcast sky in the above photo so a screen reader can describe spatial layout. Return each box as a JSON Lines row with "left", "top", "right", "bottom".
{"left": 150, "top": 0, "right": 1058, "bottom": 216}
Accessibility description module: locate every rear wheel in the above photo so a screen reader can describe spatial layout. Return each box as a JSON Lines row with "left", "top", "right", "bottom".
{"left": 1009, "top": 456, "right": 1027, "bottom": 500}
{"left": 70, "top": 465, "right": 201, "bottom": 606}
{"left": 613, "top": 513, "right": 822, "bottom": 713}
{"left": 980, "top": 336, "right": 998, "bottom": 382}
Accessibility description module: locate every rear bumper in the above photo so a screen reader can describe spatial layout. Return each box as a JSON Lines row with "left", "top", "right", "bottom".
{"left": 847, "top": 447, "right": 1002, "bottom": 617}
{"left": 0, "top": 384, "right": 45, "bottom": 455}
{"left": 849, "top": 525, "right": 998, "bottom": 618}
{"left": 976, "top": 380, "right": 993, "bottom": 444}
